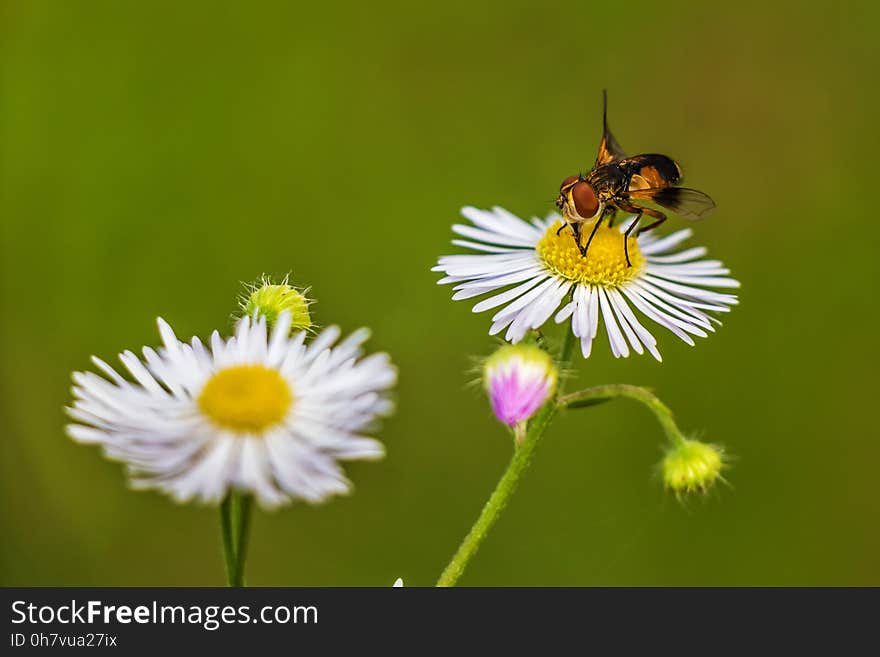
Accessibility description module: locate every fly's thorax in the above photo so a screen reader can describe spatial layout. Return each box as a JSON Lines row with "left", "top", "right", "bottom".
{"left": 586, "top": 162, "right": 623, "bottom": 187}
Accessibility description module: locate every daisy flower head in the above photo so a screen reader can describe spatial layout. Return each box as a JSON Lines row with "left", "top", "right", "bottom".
{"left": 66, "top": 311, "right": 397, "bottom": 509}
{"left": 433, "top": 207, "right": 740, "bottom": 361}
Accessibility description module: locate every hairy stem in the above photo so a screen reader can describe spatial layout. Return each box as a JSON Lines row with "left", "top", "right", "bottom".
{"left": 557, "top": 384, "right": 686, "bottom": 446}
{"left": 436, "top": 399, "right": 557, "bottom": 587}
{"left": 436, "top": 329, "right": 576, "bottom": 587}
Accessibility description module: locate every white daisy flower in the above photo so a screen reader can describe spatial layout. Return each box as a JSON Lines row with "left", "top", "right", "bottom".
{"left": 66, "top": 312, "right": 397, "bottom": 509}
{"left": 433, "top": 206, "right": 739, "bottom": 361}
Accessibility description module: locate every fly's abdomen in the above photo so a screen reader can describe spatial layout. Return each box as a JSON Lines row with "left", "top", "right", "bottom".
{"left": 624, "top": 154, "right": 683, "bottom": 190}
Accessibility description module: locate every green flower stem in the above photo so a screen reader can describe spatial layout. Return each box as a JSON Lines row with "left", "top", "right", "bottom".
{"left": 233, "top": 494, "right": 253, "bottom": 585}
{"left": 557, "top": 326, "right": 576, "bottom": 386}
{"left": 557, "top": 384, "right": 686, "bottom": 447}
{"left": 219, "top": 496, "right": 236, "bottom": 584}
{"left": 219, "top": 491, "right": 254, "bottom": 587}
{"left": 436, "top": 398, "right": 557, "bottom": 587}
{"left": 436, "top": 329, "right": 576, "bottom": 587}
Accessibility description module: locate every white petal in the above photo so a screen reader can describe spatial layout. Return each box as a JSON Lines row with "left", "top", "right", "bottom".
{"left": 461, "top": 206, "right": 543, "bottom": 242}
{"left": 646, "top": 268, "right": 741, "bottom": 288}
{"left": 492, "top": 277, "right": 557, "bottom": 323}
{"left": 471, "top": 275, "right": 548, "bottom": 314}
{"left": 638, "top": 229, "right": 693, "bottom": 255}
{"left": 607, "top": 289, "right": 645, "bottom": 355}
{"left": 645, "top": 246, "right": 708, "bottom": 263}
{"left": 608, "top": 289, "right": 662, "bottom": 361}
{"left": 619, "top": 285, "right": 698, "bottom": 345}
{"left": 597, "top": 288, "right": 629, "bottom": 358}
{"left": 450, "top": 239, "right": 518, "bottom": 253}
{"left": 452, "top": 224, "right": 539, "bottom": 248}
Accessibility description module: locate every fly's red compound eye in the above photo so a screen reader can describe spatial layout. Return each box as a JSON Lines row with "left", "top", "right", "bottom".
{"left": 571, "top": 181, "right": 598, "bottom": 219}
{"left": 560, "top": 175, "right": 579, "bottom": 191}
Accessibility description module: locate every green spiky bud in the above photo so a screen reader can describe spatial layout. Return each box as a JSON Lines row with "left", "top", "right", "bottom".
{"left": 240, "top": 276, "right": 312, "bottom": 333}
{"left": 662, "top": 439, "right": 725, "bottom": 496}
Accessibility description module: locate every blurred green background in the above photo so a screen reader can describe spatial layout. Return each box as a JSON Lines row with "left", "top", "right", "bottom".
{"left": 2, "top": 1, "right": 878, "bottom": 586}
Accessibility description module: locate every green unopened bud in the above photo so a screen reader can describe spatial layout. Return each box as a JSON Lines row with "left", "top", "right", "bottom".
{"left": 662, "top": 439, "right": 725, "bottom": 496}
{"left": 240, "top": 276, "right": 312, "bottom": 333}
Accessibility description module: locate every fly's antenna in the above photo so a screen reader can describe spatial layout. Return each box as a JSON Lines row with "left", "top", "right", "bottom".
{"left": 602, "top": 89, "right": 608, "bottom": 136}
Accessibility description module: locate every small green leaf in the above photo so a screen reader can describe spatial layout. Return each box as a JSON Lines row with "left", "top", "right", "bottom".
{"left": 565, "top": 397, "right": 612, "bottom": 409}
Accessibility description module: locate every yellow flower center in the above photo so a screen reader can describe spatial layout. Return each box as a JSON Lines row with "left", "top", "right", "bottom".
{"left": 536, "top": 220, "right": 644, "bottom": 287}
{"left": 198, "top": 365, "right": 292, "bottom": 434}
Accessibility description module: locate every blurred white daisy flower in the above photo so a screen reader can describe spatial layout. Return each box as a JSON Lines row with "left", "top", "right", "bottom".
{"left": 434, "top": 207, "right": 739, "bottom": 361}
{"left": 66, "top": 312, "right": 397, "bottom": 509}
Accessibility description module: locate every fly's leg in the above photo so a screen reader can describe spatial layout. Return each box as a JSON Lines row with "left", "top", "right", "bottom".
{"left": 615, "top": 202, "right": 667, "bottom": 267}
{"left": 635, "top": 210, "right": 667, "bottom": 236}
{"left": 622, "top": 213, "right": 642, "bottom": 268}
{"left": 581, "top": 215, "right": 603, "bottom": 258}
{"left": 579, "top": 205, "right": 615, "bottom": 258}
{"left": 568, "top": 222, "right": 583, "bottom": 254}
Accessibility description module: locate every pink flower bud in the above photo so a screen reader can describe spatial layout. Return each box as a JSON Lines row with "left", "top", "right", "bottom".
{"left": 484, "top": 344, "right": 557, "bottom": 427}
